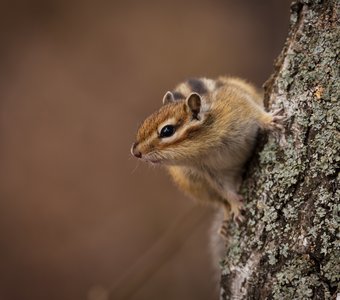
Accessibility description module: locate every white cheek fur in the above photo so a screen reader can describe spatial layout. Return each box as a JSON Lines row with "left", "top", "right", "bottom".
{"left": 159, "top": 130, "right": 180, "bottom": 144}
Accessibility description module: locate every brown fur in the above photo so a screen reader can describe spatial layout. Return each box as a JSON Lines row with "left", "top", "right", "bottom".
{"left": 131, "top": 76, "right": 284, "bottom": 234}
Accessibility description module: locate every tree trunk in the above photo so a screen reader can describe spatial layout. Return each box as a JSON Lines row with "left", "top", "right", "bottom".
{"left": 220, "top": 1, "right": 339, "bottom": 299}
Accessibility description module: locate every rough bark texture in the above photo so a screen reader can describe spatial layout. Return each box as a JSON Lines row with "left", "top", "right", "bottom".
{"left": 220, "top": 1, "right": 339, "bottom": 299}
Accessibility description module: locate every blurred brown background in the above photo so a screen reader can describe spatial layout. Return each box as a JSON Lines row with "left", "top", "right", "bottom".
{"left": 0, "top": 1, "right": 290, "bottom": 299}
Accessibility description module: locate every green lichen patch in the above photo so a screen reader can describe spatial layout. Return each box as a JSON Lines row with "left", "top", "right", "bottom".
{"left": 272, "top": 256, "right": 322, "bottom": 300}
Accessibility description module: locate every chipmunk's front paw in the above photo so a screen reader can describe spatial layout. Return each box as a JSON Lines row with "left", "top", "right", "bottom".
{"left": 230, "top": 198, "right": 245, "bottom": 223}
{"left": 268, "top": 108, "right": 287, "bottom": 131}
{"left": 219, "top": 194, "right": 245, "bottom": 237}
{"left": 219, "top": 221, "right": 228, "bottom": 238}
{"left": 226, "top": 192, "right": 245, "bottom": 223}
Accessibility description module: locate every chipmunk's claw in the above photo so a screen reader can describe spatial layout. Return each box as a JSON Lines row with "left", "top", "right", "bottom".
{"left": 233, "top": 211, "right": 245, "bottom": 224}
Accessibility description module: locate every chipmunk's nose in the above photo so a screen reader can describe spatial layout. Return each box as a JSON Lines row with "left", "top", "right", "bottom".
{"left": 131, "top": 142, "right": 142, "bottom": 158}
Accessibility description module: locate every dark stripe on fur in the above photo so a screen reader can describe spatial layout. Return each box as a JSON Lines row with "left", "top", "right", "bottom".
{"left": 187, "top": 78, "right": 207, "bottom": 94}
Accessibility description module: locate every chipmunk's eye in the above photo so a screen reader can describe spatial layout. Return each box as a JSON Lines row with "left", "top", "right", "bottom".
{"left": 160, "top": 125, "right": 175, "bottom": 138}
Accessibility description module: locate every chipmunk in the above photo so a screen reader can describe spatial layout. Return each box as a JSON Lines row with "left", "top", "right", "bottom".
{"left": 131, "top": 77, "right": 284, "bottom": 234}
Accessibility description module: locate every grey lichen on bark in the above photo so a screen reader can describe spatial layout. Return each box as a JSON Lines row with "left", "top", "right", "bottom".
{"left": 220, "top": 1, "right": 339, "bottom": 299}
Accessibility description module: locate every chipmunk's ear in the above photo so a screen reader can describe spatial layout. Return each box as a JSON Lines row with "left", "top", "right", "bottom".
{"left": 162, "top": 91, "right": 175, "bottom": 105}
{"left": 185, "top": 93, "right": 201, "bottom": 119}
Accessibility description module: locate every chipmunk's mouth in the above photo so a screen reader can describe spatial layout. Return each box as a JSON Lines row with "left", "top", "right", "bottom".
{"left": 145, "top": 157, "right": 162, "bottom": 164}
{"left": 149, "top": 160, "right": 161, "bottom": 164}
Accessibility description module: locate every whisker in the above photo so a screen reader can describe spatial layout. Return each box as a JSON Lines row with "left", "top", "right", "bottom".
{"left": 131, "top": 161, "right": 140, "bottom": 174}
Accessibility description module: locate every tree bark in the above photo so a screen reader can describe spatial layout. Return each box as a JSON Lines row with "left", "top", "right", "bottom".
{"left": 220, "top": 1, "right": 339, "bottom": 299}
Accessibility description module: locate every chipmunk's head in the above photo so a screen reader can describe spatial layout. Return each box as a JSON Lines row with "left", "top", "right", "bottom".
{"left": 131, "top": 91, "right": 210, "bottom": 164}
